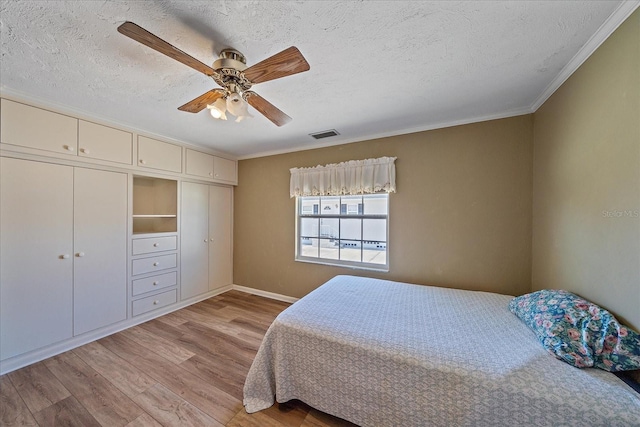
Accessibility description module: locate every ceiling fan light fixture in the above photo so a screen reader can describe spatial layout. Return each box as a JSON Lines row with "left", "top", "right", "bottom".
{"left": 207, "top": 98, "right": 227, "bottom": 120}
{"left": 226, "top": 92, "right": 254, "bottom": 123}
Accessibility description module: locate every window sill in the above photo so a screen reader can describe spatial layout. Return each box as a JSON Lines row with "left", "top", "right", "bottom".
{"left": 295, "top": 256, "right": 389, "bottom": 272}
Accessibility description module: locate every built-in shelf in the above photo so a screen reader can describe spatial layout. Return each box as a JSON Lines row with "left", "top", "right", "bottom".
{"left": 133, "top": 176, "right": 178, "bottom": 234}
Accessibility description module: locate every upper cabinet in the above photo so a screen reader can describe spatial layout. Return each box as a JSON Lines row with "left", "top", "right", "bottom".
{"left": 1, "top": 98, "right": 237, "bottom": 184}
{"left": 78, "top": 120, "right": 132, "bottom": 165}
{"left": 138, "top": 136, "right": 182, "bottom": 173}
{"left": 213, "top": 156, "right": 237, "bottom": 184}
{"left": 186, "top": 148, "right": 237, "bottom": 184}
{"left": 186, "top": 149, "right": 214, "bottom": 178}
{"left": 1, "top": 98, "right": 78, "bottom": 155}
{"left": 1, "top": 99, "right": 134, "bottom": 165}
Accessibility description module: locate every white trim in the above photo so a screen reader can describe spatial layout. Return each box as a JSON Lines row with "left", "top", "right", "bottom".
{"left": 232, "top": 284, "right": 300, "bottom": 304}
{"left": 0, "top": 286, "right": 231, "bottom": 375}
{"left": 530, "top": 0, "right": 640, "bottom": 111}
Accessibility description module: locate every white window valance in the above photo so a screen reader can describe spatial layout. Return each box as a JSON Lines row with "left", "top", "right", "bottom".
{"left": 290, "top": 156, "right": 396, "bottom": 197}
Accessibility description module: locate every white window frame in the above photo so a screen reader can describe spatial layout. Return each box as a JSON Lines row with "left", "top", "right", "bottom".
{"left": 295, "top": 194, "right": 389, "bottom": 271}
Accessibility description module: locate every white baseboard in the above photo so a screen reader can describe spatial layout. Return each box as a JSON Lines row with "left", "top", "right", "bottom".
{"left": 232, "top": 284, "right": 299, "bottom": 304}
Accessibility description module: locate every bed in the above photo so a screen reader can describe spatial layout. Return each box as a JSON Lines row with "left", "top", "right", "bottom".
{"left": 243, "top": 275, "right": 640, "bottom": 426}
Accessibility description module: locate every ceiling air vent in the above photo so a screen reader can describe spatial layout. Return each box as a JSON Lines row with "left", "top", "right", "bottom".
{"left": 309, "top": 129, "right": 340, "bottom": 140}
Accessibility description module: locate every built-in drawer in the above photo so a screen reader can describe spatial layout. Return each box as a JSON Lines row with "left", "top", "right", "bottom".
{"left": 132, "top": 271, "right": 177, "bottom": 296}
{"left": 132, "top": 236, "right": 177, "bottom": 255}
{"left": 132, "top": 253, "right": 177, "bottom": 276}
{"left": 132, "top": 289, "right": 177, "bottom": 317}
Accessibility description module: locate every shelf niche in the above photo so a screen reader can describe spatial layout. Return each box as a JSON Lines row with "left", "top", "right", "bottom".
{"left": 133, "top": 176, "right": 177, "bottom": 234}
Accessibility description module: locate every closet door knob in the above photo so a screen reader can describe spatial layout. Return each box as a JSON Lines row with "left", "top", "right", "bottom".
{"left": 64, "top": 145, "right": 75, "bottom": 152}
{"left": 209, "top": 172, "right": 213, "bottom": 176}
{"left": 76, "top": 252, "right": 85, "bottom": 257}
{"left": 209, "top": 238, "right": 214, "bottom": 242}
{"left": 61, "top": 254, "right": 70, "bottom": 259}
{"left": 204, "top": 239, "right": 208, "bottom": 243}
{"left": 139, "top": 159, "right": 146, "bottom": 165}
{"left": 80, "top": 148, "right": 90, "bottom": 154}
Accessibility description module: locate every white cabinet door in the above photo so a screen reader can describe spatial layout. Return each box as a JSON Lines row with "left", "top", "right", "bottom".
{"left": 0, "top": 158, "right": 74, "bottom": 360}
{"left": 73, "top": 168, "right": 128, "bottom": 336}
{"left": 186, "top": 149, "right": 214, "bottom": 179}
{"left": 0, "top": 99, "right": 78, "bottom": 155}
{"left": 209, "top": 185, "right": 233, "bottom": 290}
{"left": 137, "top": 136, "right": 182, "bottom": 173}
{"left": 78, "top": 120, "right": 133, "bottom": 165}
{"left": 213, "top": 156, "right": 237, "bottom": 183}
{"left": 180, "top": 182, "right": 210, "bottom": 300}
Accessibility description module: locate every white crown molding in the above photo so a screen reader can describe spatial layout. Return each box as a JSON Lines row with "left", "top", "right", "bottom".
{"left": 530, "top": 0, "right": 640, "bottom": 112}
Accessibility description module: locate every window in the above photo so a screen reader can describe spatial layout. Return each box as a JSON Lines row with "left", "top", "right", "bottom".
{"left": 296, "top": 194, "right": 389, "bottom": 271}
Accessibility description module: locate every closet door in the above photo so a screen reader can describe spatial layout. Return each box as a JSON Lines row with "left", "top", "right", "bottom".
{"left": 209, "top": 185, "right": 233, "bottom": 290}
{"left": 0, "top": 158, "right": 73, "bottom": 360}
{"left": 181, "top": 182, "right": 209, "bottom": 300}
{"left": 73, "top": 168, "right": 128, "bottom": 335}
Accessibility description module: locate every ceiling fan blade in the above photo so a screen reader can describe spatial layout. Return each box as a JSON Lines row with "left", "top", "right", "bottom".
{"left": 245, "top": 91, "right": 292, "bottom": 127}
{"left": 243, "top": 47, "right": 310, "bottom": 84}
{"left": 117, "top": 21, "right": 216, "bottom": 77}
{"left": 178, "top": 89, "right": 225, "bottom": 113}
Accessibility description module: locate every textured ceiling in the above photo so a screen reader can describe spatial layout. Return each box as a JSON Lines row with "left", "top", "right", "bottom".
{"left": 1, "top": 1, "right": 638, "bottom": 158}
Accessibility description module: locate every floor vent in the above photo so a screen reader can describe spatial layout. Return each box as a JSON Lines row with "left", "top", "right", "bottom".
{"left": 309, "top": 129, "right": 340, "bottom": 140}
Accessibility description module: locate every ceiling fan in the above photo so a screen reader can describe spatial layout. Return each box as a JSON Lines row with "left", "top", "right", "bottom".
{"left": 117, "top": 21, "right": 310, "bottom": 126}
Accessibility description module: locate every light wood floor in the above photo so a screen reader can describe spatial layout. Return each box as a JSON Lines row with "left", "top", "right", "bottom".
{"left": 0, "top": 290, "right": 357, "bottom": 427}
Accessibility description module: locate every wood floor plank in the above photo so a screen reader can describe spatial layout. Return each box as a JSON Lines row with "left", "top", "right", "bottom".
{"left": 179, "top": 354, "right": 248, "bottom": 400}
{"left": 153, "top": 310, "right": 188, "bottom": 328}
{"left": 301, "top": 408, "right": 359, "bottom": 427}
{"left": 7, "top": 361, "right": 70, "bottom": 413}
{"left": 124, "top": 412, "right": 163, "bottom": 427}
{"left": 33, "top": 395, "right": 101, "bottom": 427}
{"left": 99, "top": 333, "right": 242, "bottom": 425}
{"left": 0, "top": 375, "right": 38, "bottom": 426}
{"left": 133, "top": 383, "right": 224, "bottom": 427}
{"left": 137, "top": 317, "right": 186, "bottom": 342}
{"left": 177, "top": 321, "right": 259, "bottom": 366}
{"left": 73, "top": 341, "right": 157, "bottom": 399}
{"left": 119, "top": 325, "right": 195, "bottom": 365}
{"left": 44, "top": 351, "right": 143, "bottom": 426}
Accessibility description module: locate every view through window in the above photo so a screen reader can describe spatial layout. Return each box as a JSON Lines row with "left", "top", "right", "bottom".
{"left": 296, "top": 194, "right": 389, "bottom": 270}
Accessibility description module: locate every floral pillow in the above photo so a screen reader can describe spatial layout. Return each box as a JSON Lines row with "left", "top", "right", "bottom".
{"left": 509, "top": 289, "right": 640, "bottom": 372}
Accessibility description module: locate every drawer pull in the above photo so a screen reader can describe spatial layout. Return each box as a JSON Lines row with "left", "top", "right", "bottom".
{"left": 153, "top": 262, "right": 160, "bottom": 266}
{"left": 153, "top": 243, "right": 160, "bottom": 247}
{"left": 64, "top": 145, "right": 75, "bottom": 152}
{"left": 153, "top": 300, "right": 159, "bottom": 305}
{"left": 153, "top": 281, "right": 159, "bottom": 286}
{"left": 139, "top": 159, "right": 146, "bottom": 165}
{"left": 80, "top": 148, "right": 90, "bottom": 154}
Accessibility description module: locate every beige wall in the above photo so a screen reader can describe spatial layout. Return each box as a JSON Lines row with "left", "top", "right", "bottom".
{"left": 532, "top": 10, "right": 640, "bottom": 330}
{"left": 235, "top": 116, "right": 533, "bottom": 298}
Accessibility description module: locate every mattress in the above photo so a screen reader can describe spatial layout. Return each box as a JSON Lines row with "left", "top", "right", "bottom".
{"left": 243, "top": 275, "right": 640, "bottom": 426}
